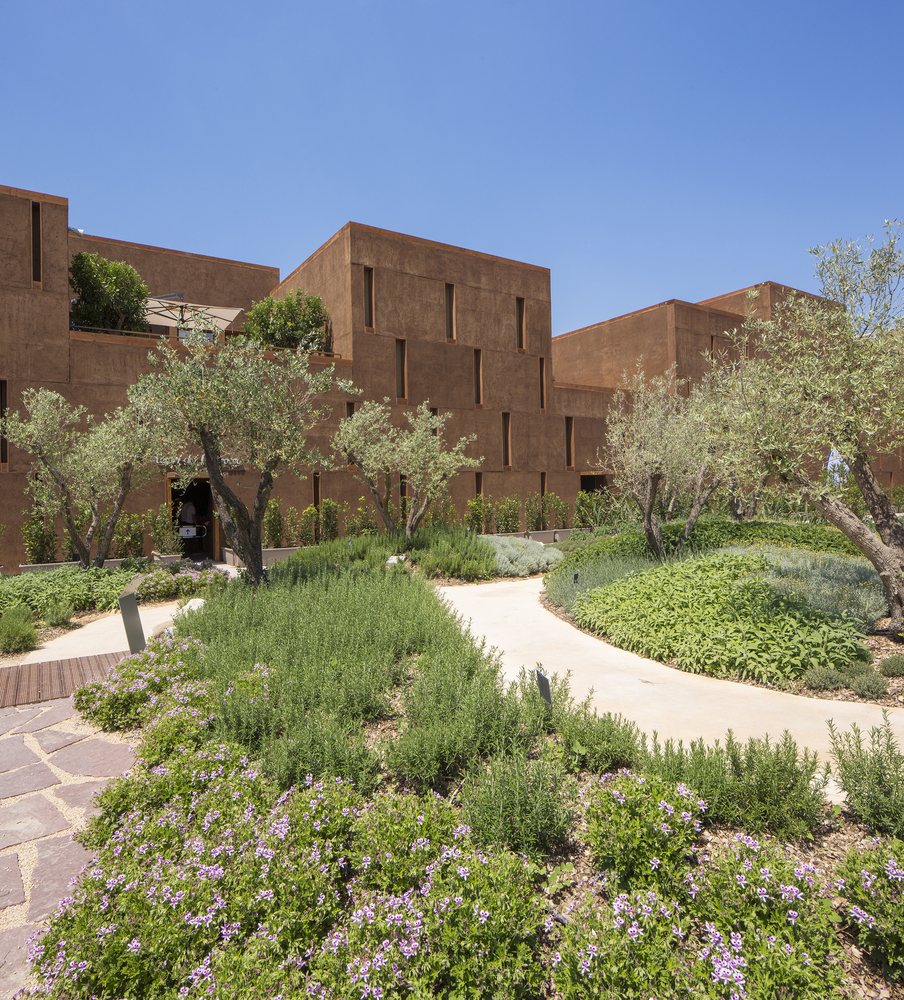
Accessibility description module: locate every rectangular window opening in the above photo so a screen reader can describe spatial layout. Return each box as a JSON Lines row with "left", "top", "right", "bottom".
{"left": 516, "top": 297, "right": 525, "bottom": 351}
{"left": 313, "top": 473, "right": 321, "bottom": 508}
{"left": 474, "top": 349, "right": 482, "bottom": 406}
{"left": 429, "top": 406, "right": 438, "bottom": 437}
{"left": 565, "top": 416, "right": 574, "bottom": 469}
{"left": 475, "top": 471, "right": 483, "bottom": 496}
{"left": 445, "top": 283, "right": 456, "bottom": 342}
{"left": 395, "top": 339, "right": 407, "bottom": 400}
{"left": 346, "top": 401, "right": 356, "bottom": 420}
{"left": 539, "top": 357, "right": 546, "bottom": 410}
{"left": 540, "top": 471, "right": 547, "bottom": 497}
{"left": 502, "top": 412, "right": 511, "bottom": 468}
{"left": 364, "top": 267, "right": 374, "bottom": 328}
{"left": 31, "top": 202, "right": 42, "bottom": 285}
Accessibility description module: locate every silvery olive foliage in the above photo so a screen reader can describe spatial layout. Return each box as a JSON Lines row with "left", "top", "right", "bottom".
{"left": 1, "top": 389, "right": 156, "bottom": 567}
{"left": 130, "top": 325, "right": 355, "bottom": 585}
{"left": 334, "top": 399, "right": 482, "bottom": 538}
{"left": 603, "top": 365, "right": 734, "bottom": 560}
{"left": 711, "top": 222, "right": 904, "bottom": 629}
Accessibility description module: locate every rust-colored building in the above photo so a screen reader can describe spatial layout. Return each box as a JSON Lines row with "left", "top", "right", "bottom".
{"left": 2, "top": 183, "right": 902, "bottom": 569}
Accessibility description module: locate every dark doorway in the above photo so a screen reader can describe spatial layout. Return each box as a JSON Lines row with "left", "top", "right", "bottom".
{"left": 171, "top": 479, "right": 214, "bottom": 559}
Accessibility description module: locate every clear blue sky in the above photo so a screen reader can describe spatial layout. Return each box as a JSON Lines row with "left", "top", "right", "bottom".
{"left": 3, "top": 0, "right": 901, "bottom": 335}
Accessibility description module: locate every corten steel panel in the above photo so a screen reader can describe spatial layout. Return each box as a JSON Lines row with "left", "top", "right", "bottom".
{"left": 42, "top": 202, "right": 71, "bottom": 296}
{"left": 553, "top": 302, "right": 674, "bottom": 388}
{"left": 364, "top": 267, "right": 445, "bottom": 344}
{"left": 404, "top": 340, "right": 473, "bottom": 411}
{"left": 349, "top": 331, "right": 398, "bottom": 400}
{"left": 348, "top": 225, "right": 550, "bottom": 301}
{"left": 68, "top": 233, "right": 279, "bottom": 330}
{"left": 276, "top": 228, "right": 353, "bottom": 358}
{"left": 0, "top": 193, "right": 34, "bottom": 288}
{"left": 0, "top": 291, "right": 71, "bottom": 382}
{"left": 68, "top": 338, "right": 164, "bottom": 396}
{"left": 550, "top": 384, "right": 614, "bottom": 419}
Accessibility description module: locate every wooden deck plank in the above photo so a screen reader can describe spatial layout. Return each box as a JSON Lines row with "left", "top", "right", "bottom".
{"left": 17, "top": 663, "right": 41, "bottom": 705}
{"left": 40, "top": 660, "right": 64, "bottom": 702}
{"left": 58, "top": 659, "right": 83, "bottom": 698}
{"left": 0, "top": 664, "right": 19, "bottom": 709}
{"left": 3, "top": 651, "right": 132, "bottom": 707}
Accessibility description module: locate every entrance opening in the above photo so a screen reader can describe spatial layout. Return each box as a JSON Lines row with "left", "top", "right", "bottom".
{"left": 171, "top": 479, "right": 215, "bottom": 560}
{"left": 580, "top": 473, "right": 608, "bottom": 493}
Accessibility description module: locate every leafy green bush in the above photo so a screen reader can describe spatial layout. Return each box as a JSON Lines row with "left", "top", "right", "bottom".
{"left": 460, "top": 751, "right": 574, "bottom": 855}
{"left": 21, "top": 507, "right": 58, "bottom": 564}
{"left": 135, "top": 564, "right": 226, "bottom": 602}
{"left": 0, "top": 565, "right": 138, "bottom": 615}
{"left": 584, "top": 771, "right": 705, "bottom": 892}
{"left": 465, "top": 494, "right": 494, "bottom": 533}
{"left": 112, "top": 511, "right": 146, "bottom": 559}
{"left": 410, "top": 528, "right": 496, "bottom": 580}
{"left": 320, "top": 497, "right": 339, "bottom": 541}
{"left": 148, "top": 502, "right": 183, "bottom": 555}
{"left": 262, "top": 497, "right": 285, "bottom": 547}
{"left": 642, "top": 730, "right": 828, "bottom": 840}
{"left": 482, "top": 534, "right": 563, "bottom": 577}
{"left": 494, "top": 494, "right": 521, "bottom": 533}
{"left": 571, "top": 553, "right": 869, "bottom": 685}
{"left": 0, "top": 603, "right": 38, "bottom": 653}
{"left": 557, "top": 519, "right": 863, "bottom": 576}
{"left": 556, "top": 709, "right": 643, "bottom": 773}
{"left": 829, "top": 712, "right": 904, "bottom": 836}
{"left": 838, "top": 838, "right": 904, "bottom": 980}
{"left": 803, "top": 665, "right": 848, "bottom": 690}
{"left": 880, "top": 654, "right": 904, "bottom": 677}
{"left": 852, "top": 671, "right": 889, "bottom": 699}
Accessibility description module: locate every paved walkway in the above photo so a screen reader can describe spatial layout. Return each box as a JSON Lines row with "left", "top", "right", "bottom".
{"left": 0, "top": 600, "right": 179, "bottom": 996}
{"left": 437, "top": 577, "right": 904, "bottom": 762}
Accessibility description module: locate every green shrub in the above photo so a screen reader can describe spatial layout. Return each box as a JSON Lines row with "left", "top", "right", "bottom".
{"left": 543, "top": 491, "right": 570, "bottom": 529}
{"left": 494, "top": 495, "right": 521, "bottom": 533}
{"left": 556, "top": 709, "right": 643, "bottom": 773}
{"left": 40, "top": 598, "right": 74, "bottom": 627}
{"left": 571, "top": 553, "right": 869, "bottom": 686}
{"left": 148, "top": 502, "right": 183, "bottom": 556}
{"left": 344, "top": 496, "right": 378, "bottom": 536}
{"left": 829, "top": 711, "right": 904, "bottom": 836}
{"left": 557, "top": 519, "right": 864, "bottom": 576}
{"left": 298, "top": 503, "right": 319, "bottom": 545}
{"left": 465, "top": 495, "right": 494, "bottom": 533}
{"left": 584, "top": 772, "right": 705, "bottom": 892}
{"left": 642, "top": 729, "right": 827, "bottom": 840}
{"left": 0, "top": 565, "right": 140, "bottom": 616}
{"left": 112, "top": 511, "right": 146, "bottom": 559}
{"left": 838, "top": 838, "right": 904, "bottom": 980}
{"left": 262, "top": 497, "right": 285, "bottom": 548}
{"left": 803, "top": 665, "right": 848, "bottom": 690}
{"left": 460, "top": 751, "right": 574, "bottom": 855}
{"left": 413, "top": 530, "right": 496, "bottom": 580}
{"left": 320, "top": 497, "right": 339, "bottom": 541}
{"left": 852, "top": 671, "right": 889, "bottom": 699}
{"left": 482, "top": 534, "right": 563, "bottom": 577}
{"left": 545, "top": 551, "right": 657, "bottom": 611}
{"left": 880, "top": 654, "right": 904, "bottom": 677}
{"left": 0, "top": 603, "right": 38, "bottom": 653}
{"left": 525, "top": 491, "right": 544, "bottom": 531}
{"left": 21, "top": 507, "right": 57, "bottom": 564}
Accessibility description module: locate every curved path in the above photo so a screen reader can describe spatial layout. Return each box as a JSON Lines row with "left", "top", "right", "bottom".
{"left": 438, "top": 577, "right": 904, "bottom": 762}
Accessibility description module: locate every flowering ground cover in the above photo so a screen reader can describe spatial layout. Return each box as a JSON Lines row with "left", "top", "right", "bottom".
{"left": 23, "top": 552, "right": 904, "bottom": 998}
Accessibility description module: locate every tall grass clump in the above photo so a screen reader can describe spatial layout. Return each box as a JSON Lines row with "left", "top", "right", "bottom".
{"left": 829, "top": 712, "right": 904, "bottom": 837}
{"left": 641, "top": 729, "right": 828, "bottom": 840}
{"left": 482, "top": 534, "right": 563, "bottom": 577}
{"left": 571, "top": 553, "right": 869, "bottom": 686}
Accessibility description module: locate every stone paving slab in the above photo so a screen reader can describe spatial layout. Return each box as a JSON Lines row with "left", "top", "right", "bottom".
{"left": 0, "top": 763, "right": 60, "bottom": 800}
{"left": 28, "top": 838, "right": 93, "bottom": 923}
{"left": 0, "top": 795, "right": 69, "bottom": 851}
{"left": 52, "top": 780, "right": 107, "bottom": 817}
{"left": 0, "top": 924, "right": 34, "bottom": 997}
{"left": 13, "top": 703, "right": 75, "bottom": 734}
{"left": 0, "top": 711, "right": 40, "bottom": 738}
{"left": 0, "top": 855, "right": 25, "bottom": 910}
{"left": 34, "top": 729, "right": 87, "bottom": 754}
{"left": 0, "top": 737, "right": 39, "bottom": 773}
{"left": 49, "top": 740, "right": 134, "bottom": 778}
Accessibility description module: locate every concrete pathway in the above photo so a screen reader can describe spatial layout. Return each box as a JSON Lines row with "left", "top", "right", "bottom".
{"left": 438, "top": 577, "right": 904, "bottom": 762}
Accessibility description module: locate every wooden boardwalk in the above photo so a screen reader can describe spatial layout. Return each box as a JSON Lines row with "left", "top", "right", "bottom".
{"left": 0, "top": 651, "right": 128, "bottom": 708}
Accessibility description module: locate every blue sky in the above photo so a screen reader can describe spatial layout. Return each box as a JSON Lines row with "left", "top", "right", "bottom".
{"left": 3, "top": 0, "right": 901, "bottom": 334}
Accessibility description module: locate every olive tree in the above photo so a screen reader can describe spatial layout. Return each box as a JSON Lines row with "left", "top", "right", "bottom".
{"left": 242, "top": 289, "right": 329, "bottom": 351}
{"left": 603, "top": 364, "right": 732, "bottom": 560}
{"left": 1, "top": 390, "right": 157, "bottom": 567}
{"left": 69, "top": 252, "right": 149, "bottom": 332}
{"left": 334, "top": 400, "right": 481, "bottom": 538}
{"left": 130, "top": 329, "right": 353, "bottom": 585}
{"left": 713, "top": 221, "right": 904, "bottom": 631}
